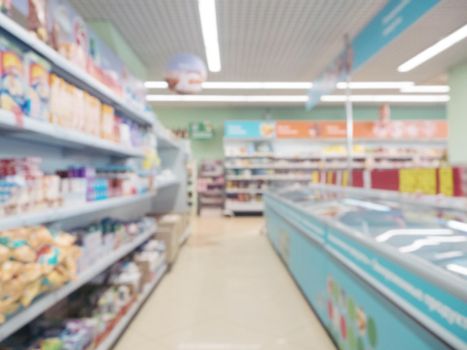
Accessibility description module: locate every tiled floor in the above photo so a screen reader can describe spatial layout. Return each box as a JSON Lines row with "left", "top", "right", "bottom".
{"left": 114, "top": 217, "right": 336, "bottom": 350}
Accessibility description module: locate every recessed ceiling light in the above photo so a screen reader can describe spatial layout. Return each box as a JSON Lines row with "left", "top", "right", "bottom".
{"left": 146, "top": 94, "right": 449, "bottom": 103}
{"left": 198, "top": 0, "right": 221, "bottom": 72}
{"left": 202, "top": 82, "right": 313, "bottom": 89}
{"left": 398, "top": 23, "right": 467, "bottom": 72}
{"left": 320, "top": 95, "right": 450, "bottom": 103}
{"left": 336, "top": 82, "right": 414, "bottom": 89}
{"left": 144, "top": 81, "right": 168, "bottom": 89}
{"left": 144, "top": 81, "right": 417, "bottom": 90}
{"left": 400, "top": 85, "right": 450, "bottom": 93}
{"left": 146, "top": 95, "right": 308, "bottom": 102}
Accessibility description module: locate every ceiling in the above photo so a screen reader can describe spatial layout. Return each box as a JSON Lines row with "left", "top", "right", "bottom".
{"left": 70, "top": 0, "right": 467, "bottom": 105}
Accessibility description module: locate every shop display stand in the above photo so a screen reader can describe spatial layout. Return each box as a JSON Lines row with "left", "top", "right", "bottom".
{"left": 0, "top": 15, "right": 189, "bottom": 342}
{"left": 264, "top": 187, "right": 467, "bottom": 350}
{"left": 224, "top": 137, "right": 447, "bottom": 214}
{"left": 197, "top": 160, "right": 225, "bottom": 216}
{"left": 0, "top": 229, "right": 156, "bottom": 341}
{"left": 150, "top": 135, "right": 190, "bottom": 216}
{"left": 94, "top": 262, "right": 168, "bottom": 350}
{"left": 0, "top": 13, "right": 153, "bottom": 126}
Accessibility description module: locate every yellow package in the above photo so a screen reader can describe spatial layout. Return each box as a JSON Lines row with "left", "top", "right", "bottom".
{"left": 0, "top": 245, "right": 10, "bottom": 263}
{"left": 0, "top": 297, "right": 20, "bottom": 323}
{"left": 54, "top": 232, "right": 76, "bottom": 247}
{"left": 12, "top": 244, "right": 37, "bottom": 263}
{"left": 0, "top": 261, "right": 22, "bottom": 282}
{"left": 21, "top": 279, "right": 42, "bottom": 307}
{"left": 28, "top": 226, "right": 54, "bottom": 249}
{"left": 18, "top": 263, "right": 43, "bottom": 284}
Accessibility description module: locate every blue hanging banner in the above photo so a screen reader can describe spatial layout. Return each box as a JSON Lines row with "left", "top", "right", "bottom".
{"left": 306, "top": 0, "right": 440, "bottom": 110}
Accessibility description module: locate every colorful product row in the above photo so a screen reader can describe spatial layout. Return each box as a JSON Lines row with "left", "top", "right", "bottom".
{"left": 3, "top": 0, "right": 147, "bottom": 111}
{"left": 0, "top": 158, "right": 156, "bottom": 217}
{"left": 0, "top": 237, "right": 165, "bottom": 349}
{"left": 315, "top": 167, "right": 467, "bottom": 197}
{"left": 0, "top": 38, "right": 150, "bottom": 148}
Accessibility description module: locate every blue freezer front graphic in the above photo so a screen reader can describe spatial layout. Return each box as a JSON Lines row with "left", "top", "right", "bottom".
{"left": 264, "top": 192, "right": 467, "bottom": 350}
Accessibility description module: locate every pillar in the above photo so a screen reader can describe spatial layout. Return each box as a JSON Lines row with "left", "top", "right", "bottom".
{"left": 447, "top": 60, "right": 467, "bottom": 165}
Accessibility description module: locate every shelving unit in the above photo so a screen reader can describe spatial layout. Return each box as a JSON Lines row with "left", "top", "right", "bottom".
{"left": 0, "top": 229, "right": 156, "bottom": 341}
{"left": 0, "top": 10, "right": 190, "bottom": 344}
{"left": 197, "top": 160, "right": 225, "bottom": 215}
{"left": 0, "top": 178, "right": 179, "bottom": 231}
{"left": 94, "top": 262, "right": 168, "bottom": 350}
{"left": 0, "top": 13, "right": 153, "bottom": 126}
{"left": 224, "top": 128, "right": 447, "bottom": 215}
{"left": 0, "top": 111, "right": 145, "bottom": 158}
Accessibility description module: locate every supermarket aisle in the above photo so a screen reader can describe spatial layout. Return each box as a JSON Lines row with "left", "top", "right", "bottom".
{"left": 114, "top": 217, "right": 336, "bottom": 350}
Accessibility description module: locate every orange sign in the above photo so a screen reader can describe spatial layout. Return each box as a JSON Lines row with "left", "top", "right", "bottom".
{"left": 276, "top": 121, "right": 318, "bottom": 138}
{"left": 318, "top": 121, "right": 347, "bottom": 138}
{"left": 273, "top": 120, "right": 447, "bottom": 140}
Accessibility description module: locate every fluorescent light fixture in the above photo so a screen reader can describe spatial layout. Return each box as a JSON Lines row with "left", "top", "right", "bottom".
{"left": 400, "top": 85, "right": 450, "bottom": 93}
{"left": 198, "top": 0, "right": 221, "bottom": 72}
{"left": 336, "top": 81, "right": 413, "bottom": 89}
{"left": 398, "top": 23, "right": 467, "bottom": 72}
{"left": 146, "top": 94, "right": 450, "bottom": 103}
{"left": 202, "top": 82, "right": 312, "bottom": 89}
{"left": 376, "top": 229, "right": 453, "bottom": 243}
{"left": 144, "top": 81, "right": 168, "bottom": 89}
{"left": 146, "top": 95, "right": 308, "bottom": 102}
{"left": 320, "top": 95, "right": 450, "bottom": 103}
{"left": 144, "top": 81, "right": 312, "bottom": 89}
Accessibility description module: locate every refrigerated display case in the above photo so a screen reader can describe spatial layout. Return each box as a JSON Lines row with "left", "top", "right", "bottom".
{"left": 264, "top": 185, "right": 467, "bottom": 350}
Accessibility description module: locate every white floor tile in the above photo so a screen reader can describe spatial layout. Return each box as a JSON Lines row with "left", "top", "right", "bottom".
{"left": 114, "top": 217, "right": 336, "bottom": 350}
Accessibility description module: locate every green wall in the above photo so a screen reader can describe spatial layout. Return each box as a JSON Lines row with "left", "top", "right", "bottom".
{"left": 155, "top": 105, "right": 446, "bottom": 160}
{"left": 89, "top": 21, "right": 147, "bottom": 80}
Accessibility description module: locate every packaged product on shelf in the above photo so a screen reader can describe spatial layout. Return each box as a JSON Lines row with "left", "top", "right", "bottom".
{"left": 134, "top": 239, "right": 165, "bottom": 285}
{"left": 0, "top": 37, "right": 28, "bottom": 119}
{"left": 100, "top": 104, "right": 115, "bottom": 142}
{"left": 83, "top": 92, "right": 101, "bottom": 137}
{"left": 48, "top": 73, "right": 61, "bottom": 124}
{"left": 27, "top": 0, "right": 48, "bottom": 42}
{"left": 24, "top": 51, "right": 50, "bottom": 121}
{"left": 47, "top": 0, "right": 88, "bottom": 69}
{"left": 71, "top": 84, "right": 84, "bottom": 131}
{"left": 0, "top": 226, "right": 81, "bottom": 323}
{"left": 87, "top": 28, "right": 124, "bottom": 96}
{"left": 0, "top": 0, "right": 11, "bottom": 15}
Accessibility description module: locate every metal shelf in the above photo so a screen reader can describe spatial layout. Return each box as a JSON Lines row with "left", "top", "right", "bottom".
{"left": 225, "top": 201, "right": 264, "bottom": 212}
{"left": 0, "top": 13, "right": 153, "bottom": 126}
{"left": 0, "top": 111, "right": 145, "bottom": 158}
{"left": 0, "top": 177, "right": 180, "bottom": 231}
{"left": 0, "top": 229, "right": 156, "bottom": 341}
{"left": 0, "top": 192, "right": 156, "bottom": 231}
{"left": 226, "top": 188, "right": 265, "bottom": 194}
{"left": 95, "top": 262, "right": 167, "bottom": 350}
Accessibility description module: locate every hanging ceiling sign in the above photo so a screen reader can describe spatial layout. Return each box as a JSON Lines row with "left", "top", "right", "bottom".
{"left": 306, "top": 0, "right": 440, "bottom": 110}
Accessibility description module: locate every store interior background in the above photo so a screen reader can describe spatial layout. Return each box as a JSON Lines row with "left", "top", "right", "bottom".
{"left": 0, "top": 0, "right": 467, "bottom": 349}
{"left": 70, "top": 0, "right": 467, "bottom": 163}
